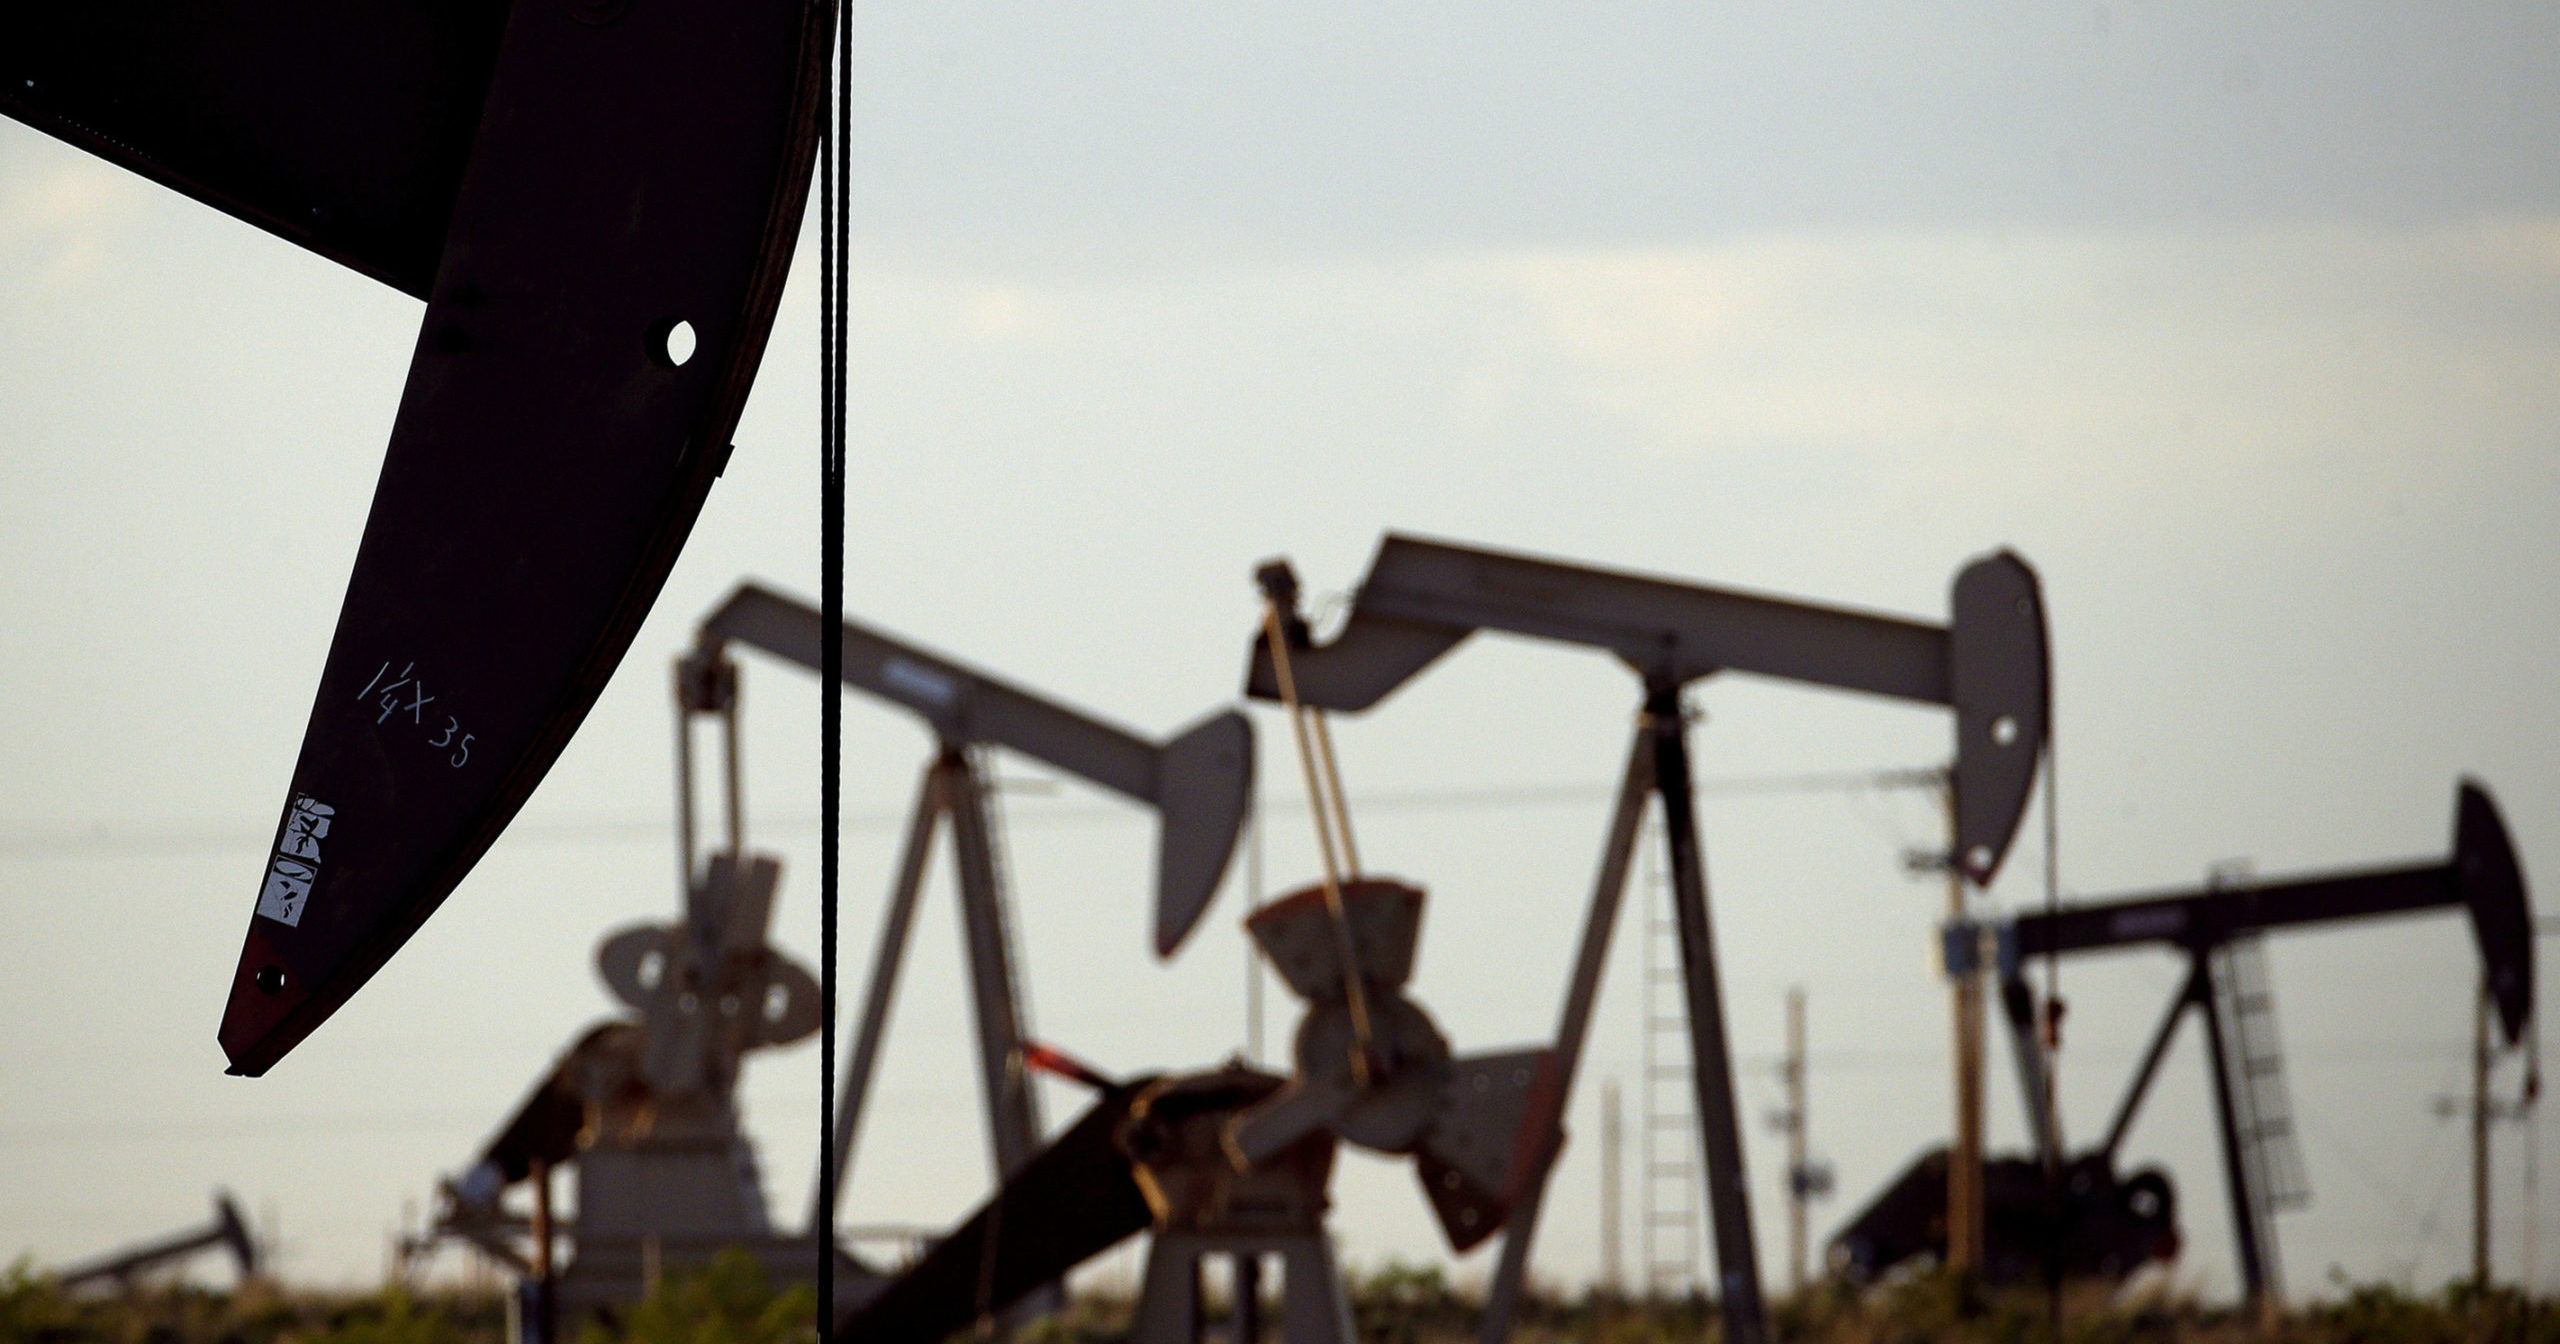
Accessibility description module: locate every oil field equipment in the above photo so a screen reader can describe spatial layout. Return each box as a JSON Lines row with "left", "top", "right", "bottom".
{"left": 0, "top": 8, "right": 839, "bottom": 1077}
{"left": 838, "top": 878, "right": 1556, "bottom": 1344}
{"left": 1213, "top": 534, "right": 2050, "bottom": 1344}
{"left": 435, "top": 852, "right": 835, "bottom": 1329}
{"left": 1832, "top": 781, "right": 2536, "bottom": 1306}
{"left": 57, "top": 1192, "right": 261, "bottom": 1291}
{"left": 426, "top": 584, "right": 1252, "bottom": 1332}
{"left": 689, "top": 583, "right": 1253, "bottom": 1325}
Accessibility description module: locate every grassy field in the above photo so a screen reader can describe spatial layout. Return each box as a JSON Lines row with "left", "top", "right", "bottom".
{"left": 5, "top": 1255, "right": 2553, "bottom": 1344}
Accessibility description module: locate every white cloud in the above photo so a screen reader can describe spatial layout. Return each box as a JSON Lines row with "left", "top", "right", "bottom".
{"left": 1477, "top": 221, "right": 2560, "bottom": 490}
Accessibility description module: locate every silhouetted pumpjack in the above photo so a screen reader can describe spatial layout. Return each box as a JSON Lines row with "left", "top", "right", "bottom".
{"left": 1833, "top": 781, "right": 2536, "bottom": 1305}
{"left": 57, "top": 1192, "right": 260, "bottom": 1290}
{"left": 1213, "top": 533, "right": 2051, "bottom": 1344}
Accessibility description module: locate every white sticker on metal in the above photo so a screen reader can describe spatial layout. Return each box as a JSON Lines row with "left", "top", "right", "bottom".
{"left": 2108, "top": 904, "right": 2187, "bottom": 942}
{"left": 882, "top": 656, "right": 959, "bottom": 706}
{"left": 257, "top": 797, "right": 336, "bottom": 926}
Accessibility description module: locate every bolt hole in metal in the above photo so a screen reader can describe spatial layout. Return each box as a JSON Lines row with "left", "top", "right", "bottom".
{"left": 1991, "top": 714, "right": 2019, "bottom": 747}
{"left": 254, "top": 965, "right": 287, "bottom": 994}
{"left": 650, "top": 318, "right": 697, "bottom": 368}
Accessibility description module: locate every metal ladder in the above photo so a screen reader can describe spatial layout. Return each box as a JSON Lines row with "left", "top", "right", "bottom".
{"left": 1638, "top": 808, "right": 1703, "bottom": 1299}
{"left": 2208, "top": 930, "right": 2309, "bottom": 1303}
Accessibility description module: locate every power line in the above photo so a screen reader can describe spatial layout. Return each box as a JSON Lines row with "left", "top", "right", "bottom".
{"left": 0, "top": 1110, "right": 494, "bottom": 1145}
{"left": 0, "top": 765, "right": 1944, "bottom": 860}
{"left": 0, "top": 1039, "right": 2491, "bottom": 1148}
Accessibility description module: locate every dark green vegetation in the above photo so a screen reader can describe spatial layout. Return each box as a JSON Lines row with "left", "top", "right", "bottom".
{"left": 3, "top": 1256, "right": 2551, "bottom": 1344}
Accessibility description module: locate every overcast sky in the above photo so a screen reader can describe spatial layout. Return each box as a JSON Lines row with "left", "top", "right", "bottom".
{"left": 3, "top": 0, "right": 2556, "bottom": 1305}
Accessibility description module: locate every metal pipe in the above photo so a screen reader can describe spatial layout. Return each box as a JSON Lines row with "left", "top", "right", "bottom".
{"left": 1945, "top": 783, "right": 1984, "bottom": 1276}
{"left": 724, "top": 665, "right": 744, "bottom": 854}
{"left": 2473, "top": 977, "right": 2492, "bottom": 1290}
{"left": 674, "top": 666, "right": 697, "bottom": 895}
{"left": 1786, "top": 987, "right": 1807, "bottom": 1294}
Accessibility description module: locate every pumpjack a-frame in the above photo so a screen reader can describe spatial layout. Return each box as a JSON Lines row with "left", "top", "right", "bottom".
{"left": 683, "top": 582, "right": 1254, "bottom": 1311}
{"left": 1220, "top": 533, "right": 2051, "bottom": 1344}
{"left": 1950, "top": 780, "right": 2535, "bottom": 1309}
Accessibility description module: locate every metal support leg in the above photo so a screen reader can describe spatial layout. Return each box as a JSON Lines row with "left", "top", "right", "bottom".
{"left": 2197, "top": 948, "right": 2273, "bottom": 1310}
{"left": 947, "top": 750, "right": 1045, "bottom": 1175}
{"left": 946, "top": 748, "right": 1057, "bottom": 1323}
{"left": 2098, "top": 961, "right": 2203, "bottom": 1162}
{"left": 1478, "top": 731, "right": 1654, "bottom": 1343}
{"left": 1649, "top": 683, "right": 1769, "bottom": 1344}
{"left": 1133, "top": 1237, "right": 1203, "bottom": 1344}
{"left": 817, "top": 762, "right": 946, "bottom": 1225}
{"left": 1134, "top": 1235, "right": 1346, "bottom": 1344}
{"left": 1235, "top": 1253, "right": 1263, "bottom": 1344}
{"left": 1279, "top": 1237, "right": 1354, "bottom": 1344}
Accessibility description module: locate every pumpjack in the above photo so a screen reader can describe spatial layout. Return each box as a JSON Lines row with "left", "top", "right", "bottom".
{"left": 4, "top": 5, "right": 831, "bottom": 1075}
{"left": 1831, "top": 781, "right": 2537, "bottom": 1306}
{"left": 839, "top": 878, "right": 1557, "bottom": 1344}
{"left": 57, "top": 1192, "right": 261, "bottom": 1291}
{"left": 840, "top": 535, "right": 2054, "bottom": 1343}
{"left": 426, "top": 583, "right": 1252, "bottom": 1331}
{"left": 435, "top": 850, "right": 838, "bottom": 1327}
{"left": 1213, "top": 533, "right": 2050, "bottom": 1344}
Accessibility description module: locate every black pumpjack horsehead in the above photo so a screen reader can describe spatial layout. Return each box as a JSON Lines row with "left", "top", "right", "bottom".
{"left": 1, "top": 4, "right": 833, "bottom": 1074}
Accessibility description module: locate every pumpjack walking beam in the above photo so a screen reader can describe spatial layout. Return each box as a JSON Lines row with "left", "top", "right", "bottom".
{"left": 1235, "top": 535, "right": 2051, "bottom": 1344}
{"left": 686, "top": 583, "right": 1254, "bottom": 1233}
{"left": 1983, "top": 780, "right": 2535, "bottom": 1309}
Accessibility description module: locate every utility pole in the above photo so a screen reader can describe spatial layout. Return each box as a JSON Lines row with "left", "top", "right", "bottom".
{"left": 1945, "top": 786, "right": 1985, "bottom": 1277}
{"left": 1784, "top": 988, "right": 1808, "bottom": 1293}
{"left": 1602, "top": 1079, "right": 1623, "bottom": 1298}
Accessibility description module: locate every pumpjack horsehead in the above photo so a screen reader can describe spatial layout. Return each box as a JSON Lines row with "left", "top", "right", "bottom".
{"left": 5, "top": 5, "right": 833, "bottom": 1074}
